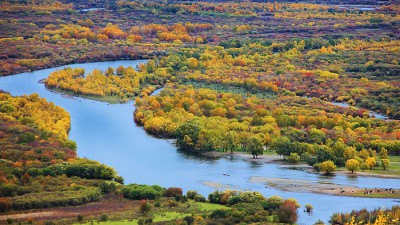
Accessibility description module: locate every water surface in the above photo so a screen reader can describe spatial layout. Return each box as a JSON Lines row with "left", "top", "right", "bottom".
{"left": 0, "top": 60, "right": 398, "bottom": 224}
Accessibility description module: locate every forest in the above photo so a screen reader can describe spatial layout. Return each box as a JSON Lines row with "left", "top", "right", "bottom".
{"left": 1, "top": 0, "right": 400, "bottom": 224}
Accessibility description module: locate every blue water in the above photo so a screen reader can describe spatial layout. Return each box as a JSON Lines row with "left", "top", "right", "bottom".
{"left": 0, "top": 60, "right": 398, "bottom": 225}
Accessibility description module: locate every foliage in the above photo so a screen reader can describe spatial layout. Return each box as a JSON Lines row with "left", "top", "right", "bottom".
{"left": 0, "top": 94, "right": 121, "bottom": 212}
{"left": 121, "top": 184, "right": 164, "bottom": 200}
{"left": 345, "top": 159, "right": 360, "bottom": 173}
{"left": 318, "top": 160, "right": 336, "bottom": 174}
{"left": 330, "top": 205, "right": 400, "bottom": 225}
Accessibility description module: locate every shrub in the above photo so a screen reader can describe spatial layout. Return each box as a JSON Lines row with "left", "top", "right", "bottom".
{"left": 305, "top": 204, "right": 313, "bottom": 213}
{"left": 0, "top": 198, "right": 13, "bottom": 212}
{"left": 121, "top": 184, "right": 164, "bottom": 200}
{"left": 12, "top": 187, "right": 101, "bottom": 210}
{"left": 261, "top": 196, "right": 284, "bottom": 211}
{"left": 164, "top": 187, "right": 182, "bottom": 197}
{"left": 208, "top": 190, "right": 222, "bottom": 203}
{"left": 184, "top": 216, "right": 194, "bottom": 225}
{"left": 6, "top": 218, "right": 14, "bottom": 224}
{"left": 277, "top": 200, "right": 298, "bottom": 224}
{"left": 194, "top": 194, "right": 206, "bottom": 202}
{"left": 139, "top": 200, "right": 151, "bottom": 213}
{"left": 287, "top": 153, "right": 300, "bottom": 163}
{"left": 186, "top": 190, "right": 198, "bottom": 199}
{"left": 99, "top": 214, "right": 108, "bottom": 222}
{"left": 209, "top": 209, "right": 229, "bottom": 219}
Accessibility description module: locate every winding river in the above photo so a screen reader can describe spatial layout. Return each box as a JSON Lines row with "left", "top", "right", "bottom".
{"left": 0, "top": 60, "right": 399, "bottom": 224}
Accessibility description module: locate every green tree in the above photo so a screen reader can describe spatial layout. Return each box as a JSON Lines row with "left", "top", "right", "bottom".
{"left": 176, "top": 119, "right": 202, "bottom": 152}
{"left": 272, "top": 136, "right": 293, "bottom": 157}
{"left": 248, "top": 136, "right": 264, "bottom": 158}
{"left": 345, "top": 159, "right": 359, "bottom": 173}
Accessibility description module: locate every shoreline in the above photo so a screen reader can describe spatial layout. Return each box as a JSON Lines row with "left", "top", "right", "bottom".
{"left": 204, "top": 151, "right": 400, "bottom": 179}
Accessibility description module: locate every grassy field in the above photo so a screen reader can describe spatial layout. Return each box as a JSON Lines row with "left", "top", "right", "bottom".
{"left": 74, "top": 201, "right": 229, "bottom": 225}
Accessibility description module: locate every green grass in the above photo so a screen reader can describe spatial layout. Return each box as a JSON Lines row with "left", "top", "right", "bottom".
{"left": 74, "top": 201, "right": 229, "bottom": 225}
{"left": 349, "top": 191, "right": 400, "bottom": 199}
{"left": 194, "top": 202, "right": 230, "bottom": 211}
{"left": 153, "top": 211, "right": 190, "bottom": 222}
{"left": 360, "top": 155, "right": 400, "bottom": 176}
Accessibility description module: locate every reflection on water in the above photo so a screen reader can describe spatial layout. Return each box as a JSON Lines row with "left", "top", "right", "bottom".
{"left": 0, "top": 60, "right": 398, "bottom": 224}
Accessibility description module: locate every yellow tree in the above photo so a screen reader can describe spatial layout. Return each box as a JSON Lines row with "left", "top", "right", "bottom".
{"left": 345, "top": 159, "right": 359, "bottom": 173}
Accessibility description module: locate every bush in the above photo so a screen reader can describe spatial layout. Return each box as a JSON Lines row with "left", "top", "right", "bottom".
{"left": 12, "top": 187, "right": 101, "bottom": 210}
{"left": 277, "top": 200, "right": 298, "bottom": 224}
{"left": 164, "top": 187, "right": 182, "bottom": 197}
{"left": 140, "top": 200, "right": 151, "bottom": 213}
{"left": 17, "top": 133, "right": 35, "bottom": 144}
{"left": 194, "top": 194, "right": 206, "bottom": 202}
{"left": 99, "top": 214, "right": 108, "bottom": 222}
{"left": 6, "top": 218, "right": 14, "bottom": 224}
{"left": 0, "top": 198, "right": 13, "bottom": 212}
{"left": 287, "top": 153, "right": 300, "bottom": 163}
{"left": 77, "top": 215, "right": 84, "bottom": 222}
{"left": 64, "top": 160, "right": 116, "bottom": 180}
{"left": 208, "top": 190, "right": 222, "bottom": 203}
{"left": 121, "top": 184, "right": 164, "bottom": 200}
{"left": 305, "top": 204, "right": 313, "bottom": 213}
{"left": 261, "top": 196, "right": 284, "bottom": 211}
{"left": 209, "top": 209, "right": 230, "bottom": 219}
{"left": 186, "top": 190, "right": 198, "bottom": 199}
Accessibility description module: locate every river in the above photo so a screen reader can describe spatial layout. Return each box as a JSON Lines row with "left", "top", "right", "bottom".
{"left": 0, "top": 60, "right": 398, "bottom": 225}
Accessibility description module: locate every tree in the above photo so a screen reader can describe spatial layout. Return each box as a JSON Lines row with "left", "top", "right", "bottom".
{"left": 345, "top": 159, "right": 359, "bottom": 173}
{"left": 381, "top": 159, "right": 390, "bottom": 170}
{"left": 319, "top": 160, "right": 336, "bottom": 174}
{"left": 365, "top": 157, "right": 376, "bottom": 170}
{"left": 175, "top": 119, "right": 202, "bottom": 152}
{"left": 272, "top": 136, "right": 293, "bottom": 157}
{"left": 379, "top": 147, "right": 388, "bottom": 159}
{"left": 360, "top": 162, "right": 368, "bottom": 171}
{"left": 248, "top": 136, "right": 264, "bottom": 158}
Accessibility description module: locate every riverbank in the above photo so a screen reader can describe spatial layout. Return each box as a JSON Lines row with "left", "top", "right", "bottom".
{"left": 250, "top": 177, "right": 400, "bottom": 199}
{"left": 205, "top": 151, "right": 400, "bottom": 179}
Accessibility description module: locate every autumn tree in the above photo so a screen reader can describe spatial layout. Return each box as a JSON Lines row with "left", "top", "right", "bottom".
{"left": 319, "top": 160, "right": 336, "bottom": 174}
{"left": 365, "top": 157, "right": 377, "bottom": 170}
{"left": 345, "top": 159, "right": 359, "bottom": 173}
{"left": 381, "top": 159, "right": 390, "bottom": 170}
